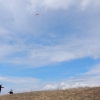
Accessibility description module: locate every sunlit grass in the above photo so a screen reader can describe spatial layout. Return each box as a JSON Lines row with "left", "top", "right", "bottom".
{"left": 0, "top": 87, "right": 100, "bottom": 100}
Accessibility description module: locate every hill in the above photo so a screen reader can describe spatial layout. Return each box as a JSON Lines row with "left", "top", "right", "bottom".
{"left": 0, "top": 87, "right": 100, "bottom": 100}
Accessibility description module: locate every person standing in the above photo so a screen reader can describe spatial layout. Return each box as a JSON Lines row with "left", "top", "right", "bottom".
{"left": 0, "top": 84, "right": 4, "bottom": 93}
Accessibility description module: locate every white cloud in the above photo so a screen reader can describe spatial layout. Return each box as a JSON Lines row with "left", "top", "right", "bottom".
{"left": 0, "top": 0, "right": 100, "bottom": 67}
{"left": 1, "top": 64, "right": 100, "bottom": 94}
{"left": 42, "top": 82, "right": 99, "bottom": 91}
{"left": 42, "top": 64, "right": 100, "bottom": 90}
{"left": 0, "top": 29, "right": 100, "bottom": 67}
{"left": 28, "top": 0, "right": 100, "bottom": 11}
{"left": 68, "top": 65, "right": 100, "bottom": 86}
{"left": 85, "top": 64, "right": 100, "bottom": 75}
{"left": 60, "top": 82, "right": 99, "bottom": 90}
{"left": 29, "top": 31, "right": 100, "bottom": 65}
{"left": 40, "top": 0, "right": 75, "bottom": 10}
{"left": 0, "top": 26, "right": 100, "bottom": 67}
{"left": 43, "top": 84, "right": 58, "bottom": 90}
{"left": 0, "top": 76, "right": 40, "bottom": 84}
{"left": 0, "top": 75, "right": 41, "bottom": 94}
{"left": 80, "top": 0, "right": 100, "bottom": 10}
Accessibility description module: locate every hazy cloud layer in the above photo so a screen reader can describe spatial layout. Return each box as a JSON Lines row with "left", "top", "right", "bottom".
{"left": 0, "top": 75, "right": 41, "bottom": 94}
{"left": 43, "top": 64, "right": 100, "bottom": 90}
{"left": 0, "top": 0, "right": 100, "bottom": 67}
{"left": 1, "top": 64, "right": 100, "bottom": 94}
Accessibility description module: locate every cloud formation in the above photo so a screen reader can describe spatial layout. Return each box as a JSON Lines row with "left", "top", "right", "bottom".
{"left": 43, "top": 64, "right": 100, "bottom": 90}
{"left": 1, "top": 64, "right": 100, "bottom": 94}
{"left": 0, "top": 76, "right": 40, "bottom": 84}
{"left": 0, "top": 0, "right": 100, "bottom": 67}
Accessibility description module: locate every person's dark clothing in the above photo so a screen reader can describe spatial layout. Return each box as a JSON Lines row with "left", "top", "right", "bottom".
{"left": 0, "top": 85, "right": 4, "bottom": 93}
{"left": 8, "top": 90, "right": 13, "bottom": 94}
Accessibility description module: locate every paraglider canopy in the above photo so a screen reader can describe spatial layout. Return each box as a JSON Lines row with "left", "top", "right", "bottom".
{"left": 35, "top": 13, "right": 39, "bottom": 16}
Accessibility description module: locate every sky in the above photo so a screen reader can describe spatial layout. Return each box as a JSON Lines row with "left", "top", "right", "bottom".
{"left": 0, "top": 0, "right": 100, "bottom": 94}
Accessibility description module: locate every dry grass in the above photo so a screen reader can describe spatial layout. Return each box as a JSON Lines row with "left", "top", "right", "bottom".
{"left": 0, "top": 87, "right": 100, "bottom": 100}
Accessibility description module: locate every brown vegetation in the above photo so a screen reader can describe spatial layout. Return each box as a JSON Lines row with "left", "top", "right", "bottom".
{"left": 0, "top": 87, "right": 100, "bottom": 100}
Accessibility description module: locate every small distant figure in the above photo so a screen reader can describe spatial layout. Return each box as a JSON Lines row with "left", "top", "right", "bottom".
{"left": 35, "top": 13, "right": 39, "bottom": 17}
{"left": 8, "top": 89, "right": 13, "bottom": 94}
{"left": 0, "top": 84, "right": 4, "bottom": 93}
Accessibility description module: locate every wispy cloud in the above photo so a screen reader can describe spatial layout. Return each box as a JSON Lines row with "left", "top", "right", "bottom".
{"left": 28, "top": 0, "right": 100, "bottom": 11}
{"left": 0, "top": 31, "right": 100, "bottom": 67}
{"left": 0, "top": 76, "right": 40, "bottom": 84}
{"left": 0, "top": 75, "right": 41, "bottom": 94}
{"left": 0, "top": 0, "right": 100, "bottom": 67}
{"left": 43, "top": 64, "right": 100, "bottom": 90}
{"left": 1, "top": 64, "right": 100, "bottom": 94}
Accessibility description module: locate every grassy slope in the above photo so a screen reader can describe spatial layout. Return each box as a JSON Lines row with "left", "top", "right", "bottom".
{"left": 0, "top": 87, "right": 100, "bottom": 100}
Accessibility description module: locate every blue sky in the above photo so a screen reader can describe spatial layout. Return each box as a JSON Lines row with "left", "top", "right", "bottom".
{"left": 0, "top": 0, "right": 100, "bottom": 94}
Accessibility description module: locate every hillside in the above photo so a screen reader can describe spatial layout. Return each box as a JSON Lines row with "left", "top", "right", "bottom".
{"left": 0, "top": 87, "right": 100, "bottom": 100}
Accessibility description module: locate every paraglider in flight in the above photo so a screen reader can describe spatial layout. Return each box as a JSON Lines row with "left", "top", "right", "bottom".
{"left": 35, "top": 13, "right": 39, "bottom": 16}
